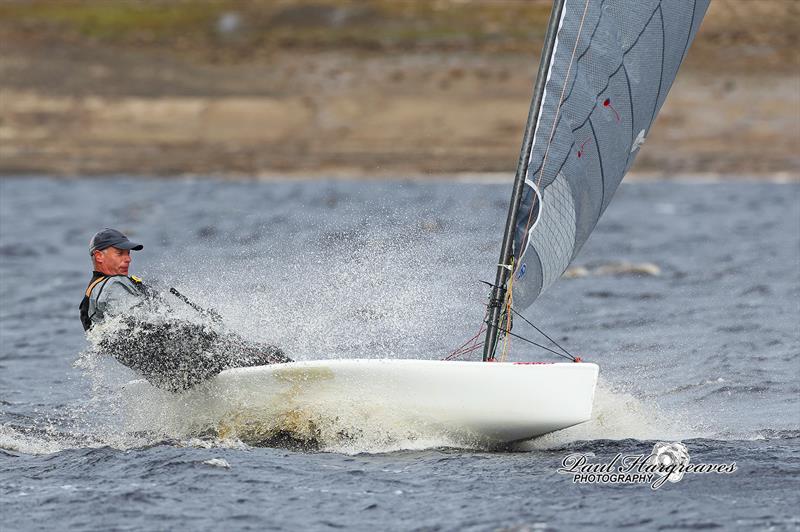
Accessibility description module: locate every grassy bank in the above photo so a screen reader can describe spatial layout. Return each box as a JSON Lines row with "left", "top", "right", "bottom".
{"left": 2, "top": 1, "right": 797, "bottom": 70}
{"left": 0, "top": 0, "right": 553, "bottom": 57}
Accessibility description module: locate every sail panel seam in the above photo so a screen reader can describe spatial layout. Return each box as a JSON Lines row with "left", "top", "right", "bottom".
{"left": 621, "top": 62, "right": 636, "bottom": 169}
{"left": 588, "top": 117, "right": 606, "bottom": 214}
{"left": 649, "top": 5, "right": 666, "bottom": 129}
{"left": 566, "top": 3, "right": 662, "bottom": 136}
{"left": 561, "top": 0, "right": 608, "bottom": 108}
{"left": 532, "top": 0, "right": 664, "bottom": 165}
{"left": 679, "top": 0, "right": 699, "bottom": 66}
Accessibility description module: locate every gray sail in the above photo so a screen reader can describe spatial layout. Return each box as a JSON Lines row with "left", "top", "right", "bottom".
{"left": 511, "top": 0, "right": 709, "bottom": 309}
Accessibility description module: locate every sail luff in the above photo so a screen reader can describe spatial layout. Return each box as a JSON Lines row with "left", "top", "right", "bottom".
{"left": 482, "top": 0, "right": 566, "bottom": 361}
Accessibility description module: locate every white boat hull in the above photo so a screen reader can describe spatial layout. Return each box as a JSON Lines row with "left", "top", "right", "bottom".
{"left": 121, "top": 359, "right": 599, "bottom": 447}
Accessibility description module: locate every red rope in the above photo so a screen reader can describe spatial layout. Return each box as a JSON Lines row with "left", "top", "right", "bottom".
{"left": 445, "top": 318, "right": 486, "bottom": 361}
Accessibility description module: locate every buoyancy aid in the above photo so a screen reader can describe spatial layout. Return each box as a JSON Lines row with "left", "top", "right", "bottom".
{"left": 79, "top": 272, "right": 144, "bottom": 331}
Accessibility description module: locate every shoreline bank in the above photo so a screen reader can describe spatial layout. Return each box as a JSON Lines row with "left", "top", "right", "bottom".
{"left": 2, "top": 2, "right": 797, "bottom": 178}
{"left": 3, "top": 171, "right": 797, "bottom": 183}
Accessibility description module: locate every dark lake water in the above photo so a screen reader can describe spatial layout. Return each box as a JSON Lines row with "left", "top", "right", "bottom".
{"left": 1, "top": 177, "right": 798, "bottom": 530}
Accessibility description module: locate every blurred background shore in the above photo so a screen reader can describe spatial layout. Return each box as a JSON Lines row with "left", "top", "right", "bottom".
{"left": 1, "top": 0, "right": 798, "bottom": 179}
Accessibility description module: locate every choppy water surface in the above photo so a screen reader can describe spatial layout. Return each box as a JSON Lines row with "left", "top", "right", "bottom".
{"left": 1, "top": 177, "right": 798, "bottom": 530}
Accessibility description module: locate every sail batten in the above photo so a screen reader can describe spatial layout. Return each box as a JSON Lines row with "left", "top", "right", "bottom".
{"left": 509, "top": 0, "right": 710, "bottom": 311}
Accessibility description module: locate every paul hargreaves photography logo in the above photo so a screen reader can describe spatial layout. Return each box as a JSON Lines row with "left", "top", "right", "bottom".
{"left": 557, "top": 441, "right": 737, "bottom": 490}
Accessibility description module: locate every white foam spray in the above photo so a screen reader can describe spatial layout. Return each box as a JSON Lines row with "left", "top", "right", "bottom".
{"left": 520, "top": 378, "right": 709, "bottom": 451}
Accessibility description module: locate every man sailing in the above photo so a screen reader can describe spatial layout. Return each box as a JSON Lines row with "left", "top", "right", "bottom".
{"left": 80, "top": 228, "right": 291, "bottom": 392}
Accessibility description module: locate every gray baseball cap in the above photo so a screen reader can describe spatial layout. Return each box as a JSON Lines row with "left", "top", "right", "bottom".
{"left": 89, "top": 228, "right": 143, "bottom": 255}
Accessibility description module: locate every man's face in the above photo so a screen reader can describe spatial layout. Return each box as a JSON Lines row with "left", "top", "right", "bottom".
{"left": 94, "top": 246, "right": 132, "bottom": 276}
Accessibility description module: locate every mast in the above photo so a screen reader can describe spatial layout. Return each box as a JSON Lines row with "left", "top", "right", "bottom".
{"left": 482, "top": 0, "right": 565, "bottom": 361}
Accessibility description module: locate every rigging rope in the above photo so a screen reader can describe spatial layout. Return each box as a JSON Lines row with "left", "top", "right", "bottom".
{"left": 500, "top": 258, "right": 515, "bottom": 362}
{"left": 498, "top": 327, "right": 576, "bottom": 362}
{"left": 509, "top": 306, "right": 575, "bottom": 360}
{"left": 445, "top": 308, "right": 487, "bottom": 361}
{"left": 446, "top": 294, "right": 579, "bottom": 363}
